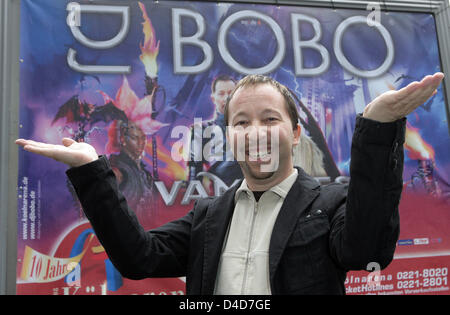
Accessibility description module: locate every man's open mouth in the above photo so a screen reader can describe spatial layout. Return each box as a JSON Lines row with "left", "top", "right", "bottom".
{"left": 246, "top": 148, "right": 272, "bottom": 161}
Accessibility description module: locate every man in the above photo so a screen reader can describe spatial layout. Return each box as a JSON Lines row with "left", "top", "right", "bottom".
{"left": 108, "top": 121, "right": 155, "bottom": 227}
{"left": 16, "top": 72, "right": 443, "bottom": 294}
{"left": 188, "top": 75, "right": 243, "bottom": 186}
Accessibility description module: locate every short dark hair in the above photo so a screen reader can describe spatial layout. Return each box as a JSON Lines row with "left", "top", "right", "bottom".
{"left": 211, "top": 74, "right": 236, "bottom": 93}
{"left": 224, "top": 75, "right": 300, "bottom": 129}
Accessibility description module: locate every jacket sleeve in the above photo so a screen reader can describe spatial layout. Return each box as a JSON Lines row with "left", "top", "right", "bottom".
{"left": 329, "top": 114, "right": 406, "bottom": 271}
{"left": 66, "top": 156, "right": 193, "bottom": 279}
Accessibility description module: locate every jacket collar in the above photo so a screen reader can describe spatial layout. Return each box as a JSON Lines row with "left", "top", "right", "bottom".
{"left": 234, "top": 168, "right": 299, "bottom": 202}
{"left": 268, "top": 167, "right": 320, "bottom": 289}
{"left": 201, "top": 167, "right": 320, "bottom": 294}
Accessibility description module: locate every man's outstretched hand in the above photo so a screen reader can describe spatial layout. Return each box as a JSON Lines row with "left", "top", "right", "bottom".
{"left": 15, "top": 138, "right": 99, "bottom": 168}
{"left": 363, "top": 72, "right": 444, "bottom": 122}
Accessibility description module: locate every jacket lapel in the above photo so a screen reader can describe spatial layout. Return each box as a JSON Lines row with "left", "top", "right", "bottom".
{"left": 201, "top": 180, "right": 241, "bottom": 294}
{"left": 268, "top": 168, "right": 320, "bottom": 287}
{"left": 201, "top": 168, "right": 320, "bottom": 294}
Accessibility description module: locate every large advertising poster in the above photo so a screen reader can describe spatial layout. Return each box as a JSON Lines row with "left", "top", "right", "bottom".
{"left": 17, "top": 0, "right": 449, "bottom": 295}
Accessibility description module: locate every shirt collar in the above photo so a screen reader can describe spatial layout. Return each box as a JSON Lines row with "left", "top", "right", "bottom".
{"left": 235, "top": 169, "right": 298, "bottom": 202}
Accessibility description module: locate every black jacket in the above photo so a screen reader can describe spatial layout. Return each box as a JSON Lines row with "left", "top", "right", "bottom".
{"left": 66, "top": 115, "right": 406, "bottom": 294}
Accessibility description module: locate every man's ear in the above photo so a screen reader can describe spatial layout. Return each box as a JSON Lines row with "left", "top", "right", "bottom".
{"left": 293, "top": 123, "right": 301, "bottom": 145}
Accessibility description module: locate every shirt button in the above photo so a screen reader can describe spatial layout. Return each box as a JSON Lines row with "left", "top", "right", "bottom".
{"left": 316, "top": 209, "right": 322, "bottom": 215}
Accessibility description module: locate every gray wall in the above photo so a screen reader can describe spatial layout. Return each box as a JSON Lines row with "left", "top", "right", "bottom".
{"left": 0, "top": 0, "right": 20, "bottom": 295}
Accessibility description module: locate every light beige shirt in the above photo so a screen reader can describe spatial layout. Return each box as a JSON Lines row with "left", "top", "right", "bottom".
{"left": 214, "top": 169, "right": 298, "bottom": 295}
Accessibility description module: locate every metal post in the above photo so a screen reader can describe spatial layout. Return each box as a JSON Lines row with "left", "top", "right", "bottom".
{"left": 0, "top": 0, "right": 20, "bottom": 295}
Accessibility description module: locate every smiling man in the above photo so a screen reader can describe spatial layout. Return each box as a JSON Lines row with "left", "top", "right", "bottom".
{"left": 16, "top": 72, "right": 444, "bottom": 294}
{"left": 225, "top": 76, "right": 301, "bottom": 190}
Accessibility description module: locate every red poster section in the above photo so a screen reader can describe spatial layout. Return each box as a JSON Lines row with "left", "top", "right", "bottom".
{"left": 346, "top": 191, "right": 450, "bottom": 295}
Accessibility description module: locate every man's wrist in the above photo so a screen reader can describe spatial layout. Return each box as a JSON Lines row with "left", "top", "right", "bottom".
{"left": 355, "top": 114, "right": 406, "bottom": 146}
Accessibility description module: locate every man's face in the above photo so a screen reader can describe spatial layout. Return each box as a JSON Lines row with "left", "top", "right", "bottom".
{"left": 121, "top": 123, "right": 147, "bottom": 161}
{"left": 211, "top": 80, "right": 236, "bottom": 114}
{"left": 226, "top": 84, "right": 300, "bottom": 186}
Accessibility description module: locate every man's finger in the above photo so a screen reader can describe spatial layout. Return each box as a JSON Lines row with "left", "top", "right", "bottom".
{"left": 422, "top": 74, "right": 442, "bottom": 91}
{"left": 401, "top": 84, "right": 436, "bottom": 111}
{"left": 16, "top": 139, "right": 55, "bottom": 149}
{"left": 415, "top": 75, "right": 443, "bottom": 101}
{"left": 422, "top": 73, "right": 444, "bottom": 94}
{"left": 398, "top": 72, "right": 443, "bottom": 96}
{"left": 396, "top": 81, "right": 421, "bottom": 100}
{"left": 396, "top": 73, "right": 442, "bottom": 105}
{"left": 401, "top": 79, "right": 442, "bottom": 115}
{"left": 15, "top": 139, "right": 31, "bottom": 146}
{"left": 22, "top": 144, "right": 58, "bottom": 159}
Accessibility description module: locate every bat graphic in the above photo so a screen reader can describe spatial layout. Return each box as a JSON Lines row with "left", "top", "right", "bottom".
{"left": 52, "top": 96, "right": 128, "bottom": 125}
{"left": 51, "top": 95, "right": 93, "bottom": 125}
{"left": 395, "top": 74, "right": 415, "bottom": 83}
{"left": 52, "top": 95, "right": 128, "bottom": 142}
{"left": 89, "top": 101, "right": 128, "bottom": 125}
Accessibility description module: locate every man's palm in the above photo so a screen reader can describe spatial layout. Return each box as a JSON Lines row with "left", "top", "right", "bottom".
{"left": 15, "top": 138, "right": 98, "bottom": 168}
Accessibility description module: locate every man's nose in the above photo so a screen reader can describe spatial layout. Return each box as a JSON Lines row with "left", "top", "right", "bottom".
{"left": 247, "top": 122, "right": 269, "bottom": 133}
{"left": 139, "top": 138, "right": 147, "bottom": 148}
{"left": 246, "top": 125, "right": 269, "bottom": 144}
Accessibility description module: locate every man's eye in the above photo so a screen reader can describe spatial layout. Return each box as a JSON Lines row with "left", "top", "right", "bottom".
{"left": 265, "top": 117, "right": 278, "bottom": 122}
{"left": 234, "top": 121, "right": 247, "bottom": 126}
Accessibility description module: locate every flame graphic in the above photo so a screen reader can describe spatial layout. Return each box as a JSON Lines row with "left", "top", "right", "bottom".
{"left": 404, "top": 122, "right": 435, "bottom": 161}
{"left": 138, "top": 2, "right": 159, "bottom": 78}
{"left": 99, "top": 77, "right": 168, "bottom": 136}
{"left": 99, "top": 76, "right": 168, "bottom": 155}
